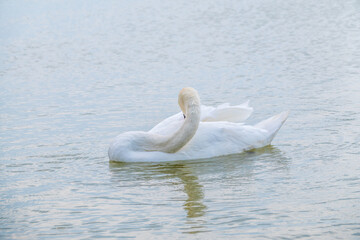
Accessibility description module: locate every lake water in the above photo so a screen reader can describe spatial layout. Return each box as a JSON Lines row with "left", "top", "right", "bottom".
{"left": 1, "top": 0, "right": 360, "bottom": 239}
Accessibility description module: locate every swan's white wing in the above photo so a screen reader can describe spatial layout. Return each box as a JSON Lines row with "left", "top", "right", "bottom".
{"left": 201, "top": 101, "right": 253, "bottom": 123}
{"left": 149, "top": 112, "right": 183, "bottom": 135}
{"left": 109, "top": 112, "right": 289, "bottom": 162}
{"left": 180, "top": 111, "right": 289, "bottom": 158}
{"left": 149, "top": 101, "right": 253, "bottom": 136}
{"left": 179, "top": 122, "right": 267, "bottom": 157}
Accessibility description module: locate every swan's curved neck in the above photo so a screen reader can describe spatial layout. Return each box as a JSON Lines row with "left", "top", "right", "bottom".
{"left": 145, "top": 89, "right": 201, "bottom": 153}
{"left": 160, "top": 101, "right": 200, "bottom": 153}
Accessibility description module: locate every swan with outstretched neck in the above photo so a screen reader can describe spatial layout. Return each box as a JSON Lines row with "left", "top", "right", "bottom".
{"left": 108, "top": 87, "right": 288, "bottom": 162}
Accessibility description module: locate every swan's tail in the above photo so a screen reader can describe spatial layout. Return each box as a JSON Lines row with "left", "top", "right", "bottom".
{"left": 255, "top": 111, "right": 289, "bottom": 144}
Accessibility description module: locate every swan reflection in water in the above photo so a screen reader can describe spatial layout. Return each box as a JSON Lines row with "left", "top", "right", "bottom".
{"left": 149, "top": 163, "right": 207, "bottom": 219}
{"left": 109, "top": 160, "right": 208, "bottom": 233}
{"left": 108, "top": 146, "right": 289, "bottom": 234}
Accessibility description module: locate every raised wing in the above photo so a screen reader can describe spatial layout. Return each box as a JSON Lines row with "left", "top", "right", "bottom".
{"left": 149, "top": 101, "right": 253, "bottom": 136}
{"left": 201, "top": 101, "right": 253, "bottom": 123}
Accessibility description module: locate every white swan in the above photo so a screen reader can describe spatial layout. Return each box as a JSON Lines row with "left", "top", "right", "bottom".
{"left": 108, "top": 87, "right": 288, "bottom": 162}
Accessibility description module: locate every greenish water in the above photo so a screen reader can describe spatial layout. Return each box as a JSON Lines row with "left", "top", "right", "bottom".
{"left": 1, "top": 0, "right": 360, "bottom": 239}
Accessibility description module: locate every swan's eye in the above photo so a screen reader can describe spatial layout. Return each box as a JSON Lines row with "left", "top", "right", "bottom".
{"left": 183, "top": 114, "right": 186, "bottom": 119}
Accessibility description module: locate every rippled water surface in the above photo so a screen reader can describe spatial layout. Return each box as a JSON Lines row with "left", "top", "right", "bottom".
{"left": 1, "top": 0, "right": 360, "bottom": 239}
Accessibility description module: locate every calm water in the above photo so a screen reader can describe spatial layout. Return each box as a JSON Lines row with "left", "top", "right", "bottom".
{"left": 1, "top": 0, "right": 360, "bottom": 239}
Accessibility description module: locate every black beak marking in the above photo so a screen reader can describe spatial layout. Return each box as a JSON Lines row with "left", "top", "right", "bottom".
{"left": 183, "top": 114, "right": 186, "bottom": 119}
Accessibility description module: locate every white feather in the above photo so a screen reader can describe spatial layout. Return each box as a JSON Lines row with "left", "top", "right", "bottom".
{"left": 108, "top": 88, "right": 288, "bottom": 162}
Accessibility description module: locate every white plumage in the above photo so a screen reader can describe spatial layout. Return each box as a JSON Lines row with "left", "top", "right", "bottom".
{"left": 108, "top": 88, "right": 288, "bottom": 162}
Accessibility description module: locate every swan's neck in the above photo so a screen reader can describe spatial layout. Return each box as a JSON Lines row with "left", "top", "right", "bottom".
{"left": 146, "top": 98, "right": 201, "bottom": 153}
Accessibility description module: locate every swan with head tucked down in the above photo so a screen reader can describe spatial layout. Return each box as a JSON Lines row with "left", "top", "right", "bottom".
{"left": 108, "top": 87, "right": 288, "bottom": 162}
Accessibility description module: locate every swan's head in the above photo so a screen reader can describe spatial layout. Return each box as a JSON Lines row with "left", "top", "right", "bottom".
{"left": 178, "top": 87, "right": 200, "bottom": 117}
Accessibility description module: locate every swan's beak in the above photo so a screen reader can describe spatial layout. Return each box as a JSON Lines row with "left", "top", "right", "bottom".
{"left": 183, "top": 114, "right": 186, "bottom": 119}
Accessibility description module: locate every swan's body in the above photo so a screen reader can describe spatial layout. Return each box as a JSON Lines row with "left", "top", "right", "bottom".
{"left": 108, "top": 88, "right": 288, "bottom": 162}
